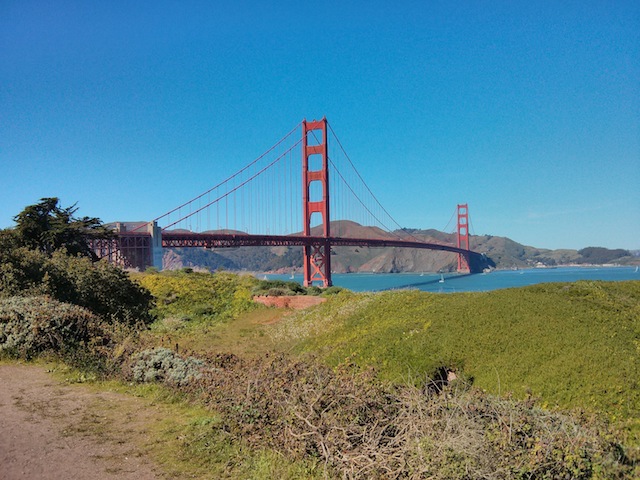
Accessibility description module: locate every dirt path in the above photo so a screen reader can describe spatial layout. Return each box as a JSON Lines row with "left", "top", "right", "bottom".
{"left": 0, "top": 363, "right": 160, "bottom": 480}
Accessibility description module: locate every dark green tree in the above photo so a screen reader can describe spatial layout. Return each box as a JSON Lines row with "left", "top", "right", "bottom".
{"left": 13, "top": 197, "right": 112, "bottom": 258}
{"left": 1, "top": 199, "right": 153, "bottom": 325}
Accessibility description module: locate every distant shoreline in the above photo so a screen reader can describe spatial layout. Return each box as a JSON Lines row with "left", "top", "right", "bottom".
{"left": 249, "top": 264, "right": 639, "bottom": 277}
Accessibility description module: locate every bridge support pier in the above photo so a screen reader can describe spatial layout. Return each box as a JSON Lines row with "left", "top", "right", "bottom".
{"left": 303, "top": 241, "right": 332, "bottom": 288}
{"left": 148, "top": 221, "right": 164, "bottom": 270}
{"left": 302, "top": 118, "right": 332, "bottom": 287}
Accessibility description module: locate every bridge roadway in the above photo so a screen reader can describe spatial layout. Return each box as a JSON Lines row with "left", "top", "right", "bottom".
{"left": 161, "top": 231, "right": 462, "bottom": 253}
{"left": 157, "top": 231, "right": 487, "bottom": 272}
{"left": 102, "top": 231, "right": 490, "bottom": 274}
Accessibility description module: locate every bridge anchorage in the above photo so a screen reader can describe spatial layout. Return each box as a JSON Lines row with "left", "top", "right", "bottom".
{"left": 92, "top": 118, "right": 491, "bottom": 286}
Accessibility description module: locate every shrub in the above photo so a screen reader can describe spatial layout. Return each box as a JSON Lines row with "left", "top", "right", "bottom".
{"left": 131, "top": 348, "right": 204, "bottom": 386}
{"left": 45, "top": 251, "right": 154, "bottom": 326}
{"left": 252, "top": 279, "right": 306, "bottom": 297}
{"left": 276, "top": 282, "right": 640, "bottom": 461}
{"left": 322, "top": 286, "right": 344, "bottom": 296}
{"left": 306, "top": 286, "right": 322, "bottom": 296}
{"left": 0, "top": 248, "right": 154, "bottom": 326}
{"left": 0, "top": 296, "right": 111, "bottom": 361}
{"left": 0, "top": 246, "right": 49, "bottom": 296}
{"left": 138, "top": 270, "right": 257, "bottom": 324}
{"left": 266, "top": 287, "right": 288, "bottom": 297}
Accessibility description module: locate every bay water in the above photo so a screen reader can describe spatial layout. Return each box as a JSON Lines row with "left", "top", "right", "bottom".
{"left": 265, "top": 266, "right": 639, "bottom": 293}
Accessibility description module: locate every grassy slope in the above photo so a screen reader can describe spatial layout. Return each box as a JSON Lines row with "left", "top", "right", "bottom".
{"left": 130, "top": 271, "right": 640, "bottom": 456}
{"left": 133, "top": 270, "right": 259, "bottom": 324}
{"left": 5, "top": 261, "right": 637, "bottom": 476}
{"left": 274, "top": 281, "right": 640, "bottom": 444}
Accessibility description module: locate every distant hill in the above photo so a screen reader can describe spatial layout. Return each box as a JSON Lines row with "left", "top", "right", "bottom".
{"left": 162, "top": 221, "right": 638, "bottom": 272}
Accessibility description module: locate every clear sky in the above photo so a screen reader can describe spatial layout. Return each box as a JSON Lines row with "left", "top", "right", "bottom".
{"left": 1, "top": 1, "right": 638, "bottom": 250}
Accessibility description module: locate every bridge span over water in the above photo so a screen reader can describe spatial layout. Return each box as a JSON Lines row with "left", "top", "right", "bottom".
{"left": 93, "top": 118, "right": 491, "bottom": 286}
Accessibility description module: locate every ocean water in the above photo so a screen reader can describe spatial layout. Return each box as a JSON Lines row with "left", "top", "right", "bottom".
{"left": 264, "top": 266, "right": 640, "bottom": 293}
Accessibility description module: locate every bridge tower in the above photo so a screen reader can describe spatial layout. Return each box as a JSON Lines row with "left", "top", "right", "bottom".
{"left": 302, "top": 118, "right": 332, "bottom": 287}
{"left": 457, "top": 203, "right": 470, "bottom": 273}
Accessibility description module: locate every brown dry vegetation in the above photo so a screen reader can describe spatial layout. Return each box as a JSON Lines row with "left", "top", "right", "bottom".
{"left": 126, "top": 350, "right": 634, "bottom": 479}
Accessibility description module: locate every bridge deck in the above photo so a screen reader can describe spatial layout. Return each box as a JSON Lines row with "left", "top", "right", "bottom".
{"left": 97, "top": 231, "right": 488, "bottom": 273}
{"left": 160, "top": 231, "right": 479, "bottom": 257}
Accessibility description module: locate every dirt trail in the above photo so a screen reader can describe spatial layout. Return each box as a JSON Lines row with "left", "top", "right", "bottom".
{"left": 0, "top": 363, "right": 160, "bottom": 480}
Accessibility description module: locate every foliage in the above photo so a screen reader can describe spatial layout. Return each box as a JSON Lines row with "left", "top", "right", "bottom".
{"left": 139, "top": 351, "right": 633, "bottom": 479}
{"left": 306, "top": 285, "right": 322, "bottom": 296}
{"left": 136, "top": 270, "right": 259, "bottom": 325}
{"left": 0, "top": 199, "right": 153, "bottom": 326}
{"left": 45, "top": 251, "right": 154, "bottom": 325}
{"left": 131, "top": 347, "right": 204, "bottom": 386}
{"left": 0, "top": 296, "right": 111, "bottom": 362}
{"left": 250, "top": 280, "right": 343, "bottom": 297}
{"left": 252, "top": 279, "right": 307, "bottom": 297}
{"left": 2, "top": 237, "right": 636, "bottom": 478}
{"left": 92, "top": 380, "right": 324, "bottom": 480}
{"left": 273, "top": 281, "right": 640, "bottom": 454}
{"left": 0, "top": 246, "right": 50, "bottom": 296}
{"left": 0, "top": 248, "right": 154, "bottom": 326}
{"left": 0, "top": 229, "right": 19, "bottom": 251}
{"left": 322, "top": 285, "right": 345, "bottom": 295}
{"left": 578, "top": 247, "right": 631, "bottom": 264}
{"left": 11, "top": 197, "right": 112, "bottom": 258}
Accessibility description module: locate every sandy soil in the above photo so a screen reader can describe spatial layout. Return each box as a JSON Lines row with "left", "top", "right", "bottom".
{"left": 0, "top": 363, "right": 160, "bottom": 480}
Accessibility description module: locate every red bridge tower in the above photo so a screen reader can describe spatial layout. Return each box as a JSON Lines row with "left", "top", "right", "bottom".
{"left": 302, "top": 118, "right": 332, "bottom": 287}
{"left": 457, "top": 203, "right": 470, "bottom": 273}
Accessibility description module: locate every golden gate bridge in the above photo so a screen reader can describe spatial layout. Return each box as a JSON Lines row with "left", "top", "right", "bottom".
{"left": 91, "top": 118, "right": 490, "bottom": 287}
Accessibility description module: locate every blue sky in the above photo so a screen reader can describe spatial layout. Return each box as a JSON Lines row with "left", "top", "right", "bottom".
{"left": 1, "top": 1, "right": 638, "bottom": 250}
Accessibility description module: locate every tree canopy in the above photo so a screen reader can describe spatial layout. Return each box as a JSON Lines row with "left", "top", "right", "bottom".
{"left": 1, "top": 198, "right": 153, "bottom": 326}
{"left": 577, "top": 246, "right": 630, "bottom": 264}
{"left": 12, "top": 197, "right": 112, "bottom": 259}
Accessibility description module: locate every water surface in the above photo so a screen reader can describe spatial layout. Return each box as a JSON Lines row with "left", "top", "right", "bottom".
{"left": 265, "top": 267, "right": 639, "bottom": 293}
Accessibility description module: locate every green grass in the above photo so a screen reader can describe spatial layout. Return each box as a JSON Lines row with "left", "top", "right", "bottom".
{"left": 273, "top": 281, "right": 640, "bottom": 448}
{"left": 133, "top": 270, "right": 260, "bottom": 325}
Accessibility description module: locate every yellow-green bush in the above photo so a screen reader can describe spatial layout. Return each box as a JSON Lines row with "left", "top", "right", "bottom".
{"left": 137, "top": 270, "right": 258, "bottom": 324}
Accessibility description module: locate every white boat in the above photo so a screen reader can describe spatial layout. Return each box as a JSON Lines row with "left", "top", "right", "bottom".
{"left": 439, "top": 274, "right": 445, "bottom": 283}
